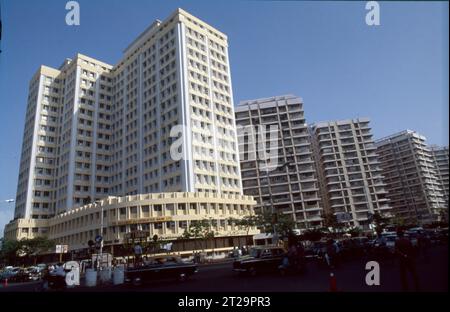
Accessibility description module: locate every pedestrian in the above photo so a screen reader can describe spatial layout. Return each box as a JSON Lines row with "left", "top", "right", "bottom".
{"left": 395, "top": 229, "right": 420, "bottom": 291}
{"left": 134, "top": 243, "right": 143, "bottom": 265}
{"left": 325, "top": 239, "right": 337, "bottom": 269}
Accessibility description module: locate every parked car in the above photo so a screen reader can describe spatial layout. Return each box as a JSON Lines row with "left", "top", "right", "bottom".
{"left": 6, "top": 269, "right": 30, "bottom": 283}
{"left": 233, "top": 246, "right": 287, "bottom": 276}
{"left": 124, "top": 255, "right": 198, "bottom": 286}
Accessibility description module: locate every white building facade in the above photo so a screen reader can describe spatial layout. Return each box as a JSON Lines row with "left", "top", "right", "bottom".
{"left": 375, "top": 130, "right": 446, "bottom": 224}
{"left": 7, "top": 9, "right": 246, "bottom": 242}
{"left": 310, "top": 118, "right": 392, "bottom": 229}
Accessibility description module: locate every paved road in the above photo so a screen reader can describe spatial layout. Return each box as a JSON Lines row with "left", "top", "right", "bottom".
{"left": 1, "top": 246, "right": 447, "bottom": 292}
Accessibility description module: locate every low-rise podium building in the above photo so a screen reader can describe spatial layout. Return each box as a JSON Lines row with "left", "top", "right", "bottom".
{"left": 4, "top": 192, "right": 258, "bottom": 255}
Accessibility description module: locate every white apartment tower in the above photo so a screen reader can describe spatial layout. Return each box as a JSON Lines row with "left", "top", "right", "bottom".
{"left": 13, "top": 9, "right": 242, "bottom": 226}
{"left": 235, "top": 95, "right": 323, "bottom": 229}
{"left": 14, "top": 57, "right": 113, "bottom": 221}
{"left": 375, "top": 130, "right": 446, "bottom": 223}
{"left": 109, "top": 9, "right": 241, "bottom": 197}
{"left": 310, "top": 118, "right": 392, "bottom": 228}
{"left": 430, "top": 146, "right": 449, "bottom": 208}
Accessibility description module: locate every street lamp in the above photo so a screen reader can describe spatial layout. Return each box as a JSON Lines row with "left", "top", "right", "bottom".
{"left": 93, "top": 200, "right": 103, "bottom": 269}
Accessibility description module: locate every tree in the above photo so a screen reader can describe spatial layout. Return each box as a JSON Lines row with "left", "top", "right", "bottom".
{"left": 346, "top": 226, "right": 362, "bottom": 237}
{"left": 181, "top": 219, "right": 214, "bottom": 252}
{"left": 0, "top": 240, "right": 20, "bottom": 265}
{"left": 323, "top": 212, "right": 344, "bottom": 234}
{"left": 253, "top": 211, "right": 296, "bottom": 240}
{"left": 228, "top": 215, "right": 260, "bottom": 244}
{"left": 0, "top": 237, "right": 55, "bottom": 266}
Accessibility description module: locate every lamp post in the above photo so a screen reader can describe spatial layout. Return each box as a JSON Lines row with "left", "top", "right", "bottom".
{"left": 93, "top": 200, "right": 103, "bottom": 269}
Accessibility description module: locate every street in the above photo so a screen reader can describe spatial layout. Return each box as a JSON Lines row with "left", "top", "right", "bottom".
{"left": 1, "top": 245, "right": 447, "bottom": 292}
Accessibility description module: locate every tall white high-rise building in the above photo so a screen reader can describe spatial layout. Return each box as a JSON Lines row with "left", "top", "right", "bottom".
{"left": 11, "top": 8, "right": 243, "bottom": 236}
{"left": 310, "top": 118, "right": 392, "bottom": 228}
{"left": 375, "top": 130, "right": 446, "bottom": 223}
{"left": 14, "top": 56, "right": 114, "bottom": 223}
{"left": 109, "top": 8, "right": 241, "bottom": 197}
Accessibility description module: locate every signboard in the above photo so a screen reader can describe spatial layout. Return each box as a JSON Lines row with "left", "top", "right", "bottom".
{"left": 112, "top": 216, "right": 172, "bottom": 226}
{"left": 55, "top": 244, "right": 68, "bottom": 254}
{"left": 91, "top": 253, "right": 112, "bottom": 267}
{"left": 124, "top": 230, "right": 150, "bottom": 240}
{"left": 95, "top": 235, "right": 103, "bottom": 243}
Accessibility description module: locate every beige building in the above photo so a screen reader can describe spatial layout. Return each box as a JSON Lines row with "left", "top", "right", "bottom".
{"left": 235, "top": 95, "right": 323, "bottom": 230}
{"left": 310, "top": 118, "right": 392, "bottom": 229}
{"left": 4, "top": 192, "right": 258, "bottom": 253}
{"left": 5, "top": 9, "right": 249, "bottom": 248}
{"left": 375, "top": 130, "right": 446, "bottom": 223}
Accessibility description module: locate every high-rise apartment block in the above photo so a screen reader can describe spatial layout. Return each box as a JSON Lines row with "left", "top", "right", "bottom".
{"left": 13, "top": 8, "right": 242, "bottom": 224}
{"left": 310, "top": 118, "right": 391, "bottom": 228}
{"left": 14, "top": 57, "right": 114, "bottom": 222}
{"left": 235, "top": 95, "right": 323, "bottom": 229}
{"left": 430, "top": 146, "right": 449, "bottom": 208}
{"left": 7, "top": 9, "right": 249, "bottom": 244}
{"left": 375, "top": 130, "right": 446, "bottom": 223}
{"left": 109, "top": 11, "right": 241, "bottom": 198}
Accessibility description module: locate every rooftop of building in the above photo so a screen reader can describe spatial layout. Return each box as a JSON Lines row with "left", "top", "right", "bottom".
{"left": 238, "top": 94, "right": 301, "bottom": 106}
{"left": 122, "top": 8, "right": 228, "bottom": 57}
{"left": 374, "top": 129, "right": 427, "bottom": 144}
{"left": 310, "top": 117, "right": 370, "bottom": 129}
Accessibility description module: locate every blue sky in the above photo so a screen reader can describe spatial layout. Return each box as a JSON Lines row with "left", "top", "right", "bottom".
{"left": 0, "top": 0, "right": 448, "bottom": 235}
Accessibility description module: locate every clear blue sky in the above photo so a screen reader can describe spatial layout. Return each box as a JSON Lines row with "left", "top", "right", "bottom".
{"left": 0, "top": 0, "right": 448, "bottom": 235}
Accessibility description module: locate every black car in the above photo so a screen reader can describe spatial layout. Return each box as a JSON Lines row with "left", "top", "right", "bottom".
{"left": 124, "top": 256, "right": 198, "bottom": 286}
{"left": 232, "top": 246, "right": 287, "bottom": 276}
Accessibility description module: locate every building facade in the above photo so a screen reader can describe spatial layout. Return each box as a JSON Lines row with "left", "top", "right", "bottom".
{"left": 235, "top": 95, "right": 323, "bottom": 230}
{"left": 6, "top": 9, "right": 249, "bottom": 246}
{"left": 4, "top": 192, "right": 258, "bottom": 253}
{"left": 430, "top": 145, "right": 449, "bottom": 209}
{"left": 375, "top": 130, "right": 446, "bottom": 224}
{"left": 109, "top": 9, "right": 241, "bottom": 197}
{"left": 310, "top": 118, "right": 392, "bottom": 229}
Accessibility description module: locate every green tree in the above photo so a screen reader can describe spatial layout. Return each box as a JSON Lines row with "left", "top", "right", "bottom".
{"left": 0, "top": 237, "right": 55, "bottom": 266}
{"left": 0, "top": 240, "right": 20, "bottom": 265}
{"left": 252, "top": 211, "right": 296, "bottom": 240}
{"left": 228, "top": 215, "right": 260, "bottom": 239}
{"left": 346, "top": 226, "right": 362, "bottom": 237}
{"left": 323, "top": 212, "right": 344, "bottom": 234}
{"left": 181, "top": 219, "right": 214, "bottom": 252}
